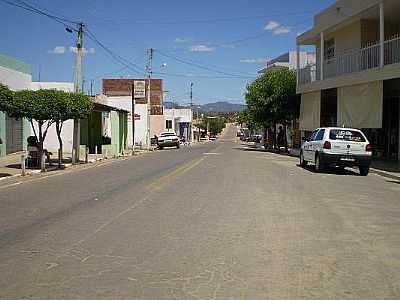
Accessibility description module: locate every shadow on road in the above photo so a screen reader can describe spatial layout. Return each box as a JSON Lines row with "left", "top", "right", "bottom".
{"left": 297, "top": 164, "right": 360, "bottom": 176}
{"left": 233, "top": 147, "right": 266, "bottom": 153}
{"left": 386, "top": 180, "right": 400, "bottom": 184}
{"left": 0, "top": 173, "right": 11, "bottom": 178}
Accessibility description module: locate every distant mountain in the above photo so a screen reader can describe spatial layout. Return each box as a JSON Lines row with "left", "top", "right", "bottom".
{"left": 164, "top": 101, "right": 245, "bottom": 113}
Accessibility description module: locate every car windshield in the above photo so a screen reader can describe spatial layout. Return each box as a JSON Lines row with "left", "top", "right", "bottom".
{"left": 329, "top": 129, "right": 366, "bottom": 142}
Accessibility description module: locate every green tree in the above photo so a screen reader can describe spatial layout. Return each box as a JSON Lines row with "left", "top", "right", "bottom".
{"left": 245, "top": 69, "right": 296, "bottom": 148}
{"left": 0, "top": 83, "right": 13, "bottom": 107}
{"left": 4, "top": 89, "right": 56, "bottom": 171}
{"left": 51, "top": 91, "right": 93, "bottom": 167}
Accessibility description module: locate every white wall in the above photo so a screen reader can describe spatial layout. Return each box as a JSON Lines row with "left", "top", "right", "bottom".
{"left": 164, "top": 108, "right": 193, "bottom": 136}
{"left": 106, "top": 96, "right": 148, "bottom": 146}
{"left": 0, "top": 65, "right": 31, "bottom": 91}
{"left": 31, "top": 82, "right": 74, "bottom": 92}
{"left": 30, "top": 82, "right": 75, "bottom": 154}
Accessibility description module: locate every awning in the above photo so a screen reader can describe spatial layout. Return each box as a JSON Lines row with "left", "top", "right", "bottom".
{"left": 337, "top": 81, "right": 383, "bottom": 129}
{"left": 299, "top": 91, "right": 321, "bottom": 130}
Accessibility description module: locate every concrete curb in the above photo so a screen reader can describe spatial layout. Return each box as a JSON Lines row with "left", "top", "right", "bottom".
{"left": 370, "top": 169, "right": 400, "bottom": 181}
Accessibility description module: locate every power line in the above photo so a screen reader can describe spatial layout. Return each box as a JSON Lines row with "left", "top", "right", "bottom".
{"left": 155, "top": 49, "right": 256, "bottom": 79}
{"left": 0, "top": 0, "right": 79, "bottom": 29}
{"left": 153, "top": 71, "right": 255, "bottom": 80}
{"left": 15, "top": 0, "right": 79, "bottom": 24}
{"left": 85, "top": 27, "right": 146, "bottom": 76}
{"left": 88, "top": 10, "right": 314, "bottom": 25}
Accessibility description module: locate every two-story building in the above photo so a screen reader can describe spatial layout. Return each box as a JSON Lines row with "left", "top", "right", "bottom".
{"left": 297, "top": 0, "right": 400, "bottom": 161}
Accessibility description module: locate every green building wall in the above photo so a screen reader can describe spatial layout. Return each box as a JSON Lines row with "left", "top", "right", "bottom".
{"left": 0, "top": 112, "right": 5, "bottom": 157}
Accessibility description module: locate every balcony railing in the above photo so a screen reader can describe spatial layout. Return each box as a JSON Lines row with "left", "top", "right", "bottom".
{"left": 298, "top": 34, "right": 400, "bottom": 86}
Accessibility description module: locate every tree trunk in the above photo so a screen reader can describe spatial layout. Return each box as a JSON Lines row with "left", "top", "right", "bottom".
{"left": 272, "top": 122, "right": 277, "bottom": 150}
{"left": 56, "top": 121, "right": 63, "bottom": 169}
{"left": 38, "top": 122, "right": 45, "bottom": 172}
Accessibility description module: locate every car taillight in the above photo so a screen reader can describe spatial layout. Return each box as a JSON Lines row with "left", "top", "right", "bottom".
{"left": 366, "top": 144, "right": 372, "bottom": 152}
{"left": 323, "top": 141, "right": 331, "bottom": 149}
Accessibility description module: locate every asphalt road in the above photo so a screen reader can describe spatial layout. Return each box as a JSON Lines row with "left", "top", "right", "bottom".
{"left": 1, "top": 124, "right": 400, "bottom": 299}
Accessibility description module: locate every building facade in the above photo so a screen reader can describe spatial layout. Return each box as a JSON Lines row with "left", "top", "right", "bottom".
{"left": 164, "top": 108, "right": 193, "bottom": 140}
{"left": 102, "top": 79, "right": 164, "bottom": 147}
{"left": 0, "top": 54, "right": 32, "bottom": 157}
{"left": 258, "top": 51, "right": 316, "bottom": 74}
{"left": 297, "top": 0, "right": 400, "bottom": 161}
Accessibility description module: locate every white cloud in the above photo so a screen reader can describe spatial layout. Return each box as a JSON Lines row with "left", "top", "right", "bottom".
{"left": 221, "top": 44, "right": 236, "bottom": 49}
{"left": 190, "top": 45, "right": 215, "bottom": 52}
{"left": 69, "top": 46, "right": 95, "bottom": 54}
{"left": 175, "top": 37, "right": 192, "bottom": 43}
{"left": 264, "top": 21, "right": 291, "bottom": 35}
{"left": 264, "top": 21, "right": 280, "bottom": 31}
{"left": 240, "top": 58, "right": 269, "bottom": 64}
{"left": 274, "top": 26, "right": 290, "bottom": 35}
{"left": 48, "top": 46, "right": 65, "bottom": 54}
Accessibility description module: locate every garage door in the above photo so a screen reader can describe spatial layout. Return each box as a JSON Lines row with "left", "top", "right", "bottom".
{"left": 6, "top": 115, "right": 23, "bottom": 154}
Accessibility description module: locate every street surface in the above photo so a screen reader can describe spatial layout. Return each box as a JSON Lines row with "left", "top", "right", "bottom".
{"left": 1, "top": 124, "right": 400, "bottom": 299}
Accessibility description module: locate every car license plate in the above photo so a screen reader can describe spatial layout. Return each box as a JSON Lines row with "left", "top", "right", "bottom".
{"left": 340, "top": 157, "right": 355, "bottom": 162}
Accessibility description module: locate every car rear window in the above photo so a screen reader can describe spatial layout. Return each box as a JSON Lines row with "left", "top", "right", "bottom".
{"left": 329, "top": 129, "right": 366, "bottom": 142}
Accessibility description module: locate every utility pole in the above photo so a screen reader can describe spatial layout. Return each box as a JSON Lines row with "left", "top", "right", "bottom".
{"left": 190, "top": 82, "right": 194, "bottom": 142}
{"left": 72, "top": 22, "right": 84, "bottom": 164}
{"left": 131, "top": 82, "right": 135, "bottom": 155}
{"left": 146, "top": 48, "right": 153, "bottom": 150}
{"left": 90, "top": 80, "right": 94, "bottom": 96}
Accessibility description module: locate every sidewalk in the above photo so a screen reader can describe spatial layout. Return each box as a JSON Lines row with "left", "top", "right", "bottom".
{"left": 0, "top": 148, "right": 154, "bottom": 183}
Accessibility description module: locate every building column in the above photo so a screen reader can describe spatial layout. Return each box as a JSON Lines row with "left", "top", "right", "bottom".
{"left": 296, "top": 44, "right": 300, "bottom": 86}
{"left": 379, "top": 1, "right": 385, "bottom": 68}
{"left": 320, "top": 31, "right": 325, "bottom": 80}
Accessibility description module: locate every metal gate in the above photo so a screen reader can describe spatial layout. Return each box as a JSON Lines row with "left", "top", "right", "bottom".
{"left": 5, "top": 115, "right": 23, "bottom": 154}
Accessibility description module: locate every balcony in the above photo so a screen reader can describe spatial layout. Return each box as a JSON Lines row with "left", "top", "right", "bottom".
{"left": 298, "top": 34, "right": 400, "bottom": 86}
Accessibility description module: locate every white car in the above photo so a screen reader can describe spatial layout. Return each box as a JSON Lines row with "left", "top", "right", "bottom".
{"left": 300, "top": 127, "right": 372, "bottom": 176}
{"left": 157, "top": 132, "right": 180, "bottom": 149}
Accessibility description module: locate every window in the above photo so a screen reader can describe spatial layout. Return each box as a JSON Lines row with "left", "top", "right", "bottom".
{"left": 315, "top": 129, "right": 325, "bottom": 141}
{"left": 166, "top": 120, "right": 172, "bottom": 129}
{"left": 324, "top": 38, "right": 335, "bottom": 61}
{"left": 309, "top": 130, "right": 319, "bottom": 141}
{"left": 329, "top": 129, "right": 366, "bottom": 142}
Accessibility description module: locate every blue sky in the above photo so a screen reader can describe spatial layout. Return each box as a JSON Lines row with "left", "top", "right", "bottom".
{"left": 0, "top": 0, "right": 334, "bottom": 105}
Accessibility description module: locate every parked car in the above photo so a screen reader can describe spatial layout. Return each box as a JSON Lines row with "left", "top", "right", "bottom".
{"left": 157, "top": 132, "right": 180, "bottom": 149}
{"left": 300, "top": 127, "right": 372, "bottom": 176}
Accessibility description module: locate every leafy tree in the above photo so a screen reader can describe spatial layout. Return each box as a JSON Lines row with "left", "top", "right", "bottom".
{"left": 245, "top": 69, "right": 296, "bottom": 148}
{"left": 51, "top": 91, "right": 92, "bottom": 167}
{"left": 0, "top": 83, "right": 13, "bottom": 107}
{"left": 198, "top": 116, "right": 226, "bottom": 136}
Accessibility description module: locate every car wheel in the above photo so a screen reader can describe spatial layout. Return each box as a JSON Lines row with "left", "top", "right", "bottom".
{"left": 176, "top": 143, "right": 180, "bottom": 149}
{"left": 315, "top": 154, "right": 324, "bottom": 173}
{"left": 359, "top": 166, "right": 370, "bottom": 176}
{"left": 300, "top": 151, "right": 307, "bottom": 167}
{"left": 159, "top": 146, "right": 163, "bottom": 150}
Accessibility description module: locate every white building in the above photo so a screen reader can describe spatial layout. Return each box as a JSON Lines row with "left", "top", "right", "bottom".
{"left": 30, "top": 82, "right": 75, "bottom": 154}
{"left": 297, "top": 0, "right": 400, "bottom": 161}
{"left": 164, "top": 108, "right": 193, "bottom": 140}
{"left": 104, "top": 96, "right": 148, "bottom": 147}
{"left": 0, "top": 54, "right": 32, "bottom": 157}
{"left": 258, "top": 51, "right": 316, "bottom": 73}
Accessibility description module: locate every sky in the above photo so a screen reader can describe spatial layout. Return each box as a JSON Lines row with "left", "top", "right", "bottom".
{"left": 0, "top": 0, "right": 335, "bottom": 105}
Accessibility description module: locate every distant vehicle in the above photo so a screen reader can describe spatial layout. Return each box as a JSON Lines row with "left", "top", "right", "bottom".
{"left": 157, "top": 132, "right": 180, "bottom": 150}
{"left": 209, "top": 136, "right": 217, "bottom": 141}
{"left": 300, "top": 127, "right": 372, "bottom": 176}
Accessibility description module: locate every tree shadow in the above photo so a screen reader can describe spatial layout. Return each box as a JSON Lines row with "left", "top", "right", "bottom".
{"left": 0, "top": 173, "right": 12, "bottom": 178}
